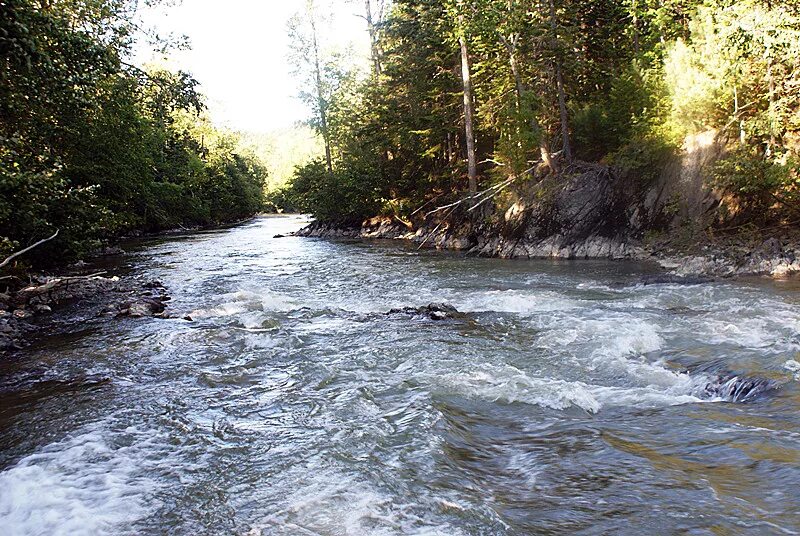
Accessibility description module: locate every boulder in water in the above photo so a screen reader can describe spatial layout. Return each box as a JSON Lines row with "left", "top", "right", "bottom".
{"left": 703, "top": 373, "right": 777, "bottom": 403}
{"left": 386, "top": 302, "right": 467, "bottom": 321}
{"left": 113, "top": 296, "right": 168, "bottom": 318}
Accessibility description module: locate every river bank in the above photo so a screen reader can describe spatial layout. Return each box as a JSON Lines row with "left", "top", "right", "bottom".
{"left": 297, "top": 218, "right": 800, "bottom": 278}
{"left": 0, "top": 272, "right": 171, "bottom": 352}
{"left": 0, "top": 217, "right": 265, "bottom": 352}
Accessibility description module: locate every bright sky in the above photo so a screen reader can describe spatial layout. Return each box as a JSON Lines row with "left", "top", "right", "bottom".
{"left": 134, "top": 0, "right": 368, "bottom": 133}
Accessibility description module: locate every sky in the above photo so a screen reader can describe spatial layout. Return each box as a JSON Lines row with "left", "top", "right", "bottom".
{"left": 134, "top": 0, "right": 369, "bottom": 133}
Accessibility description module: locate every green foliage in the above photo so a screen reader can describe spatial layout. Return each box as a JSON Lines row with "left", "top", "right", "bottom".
{"left": 0, "top": 0, "right": 266, "bottom": 268}
{"left": 711, "top": 148, "right": 799, "bottom": 221}
{"left": 287, "top": 159, "right": 384, "bottom": 224}
{"left": 288, "top": 0, "right": 799, "bottom": 228}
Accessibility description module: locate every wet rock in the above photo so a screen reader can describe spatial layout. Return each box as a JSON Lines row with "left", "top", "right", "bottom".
{"left": 273, "top": 234, "right": 286, "bottom": 238}
{"left": 33, "top": 304, "right": 52, "bottom": 315}
{"left": 386, "top": 303, "right": 467, "bottom": 321}
{"left": 759, "top": 237, "right": 783, "bottom": 256}
{"left": 13, "top": 309, "right": 32, "bottom": 320}
{"left": 665, "top": 305, "right": 707, "bottom": 316}
{"left": 295, "top": 222, "right": 362, "bottom": 239}
{"left": 704, "top": 374, "right": 777, "bottom": 403}
{"left": 94, "top": 246, "right": 125, "bottom": 256}
{"left": 116, "top": 297, "right": 168, "bottom": 318}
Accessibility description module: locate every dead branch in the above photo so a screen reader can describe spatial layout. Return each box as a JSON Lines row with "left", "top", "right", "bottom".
{"left": 424, "top": 165, "right": 536, "bottom": 219}
{"left": 417, "top": 206, "right": 459, "bottom": 251}
{"left": 409, "top": 193, "right": 445, "bottom": 217}
{"left": 15, "top": 271, "right": 108, "bottom": 303}
{"left": 467, "top": 176, "right": 517, "bottom": 212}
{"left": 393, "top": 214, "right": 414, "bottom": 230}
{"left": 0, "top": 230, "right": 59, "bottom": 271}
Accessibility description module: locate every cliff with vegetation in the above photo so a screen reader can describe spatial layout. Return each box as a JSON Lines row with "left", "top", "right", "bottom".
{"left": 280, "top": 0, "right": 799, "bottom": 275}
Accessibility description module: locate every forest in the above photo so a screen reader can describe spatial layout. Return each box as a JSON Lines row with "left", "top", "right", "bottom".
{"left": 3, "top": 0, "right": 799, "bottom": 269}
{"left": 0, "top": 0, "right": 267, "bottom": 268}
{"left": 280, "top": 0, "right": 799, "bottom": 230}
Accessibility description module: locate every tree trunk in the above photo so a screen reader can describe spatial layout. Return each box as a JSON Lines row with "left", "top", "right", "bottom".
{"left": 309, "top": 9, "right": 333, "bottom": 173}
{"left": 364, "top": 0, "right": 382, "bottom": 77}
{"left": 459, "top": 18, "right": 478, "bottom": 193}
{"left": 632, "top": 0, "right": 640, "bottom": 56}
{"left": 502, "top": 35, "right": 557, "bottom": 174}
{"left": 766, "top": 56, "right": 776, "bottom": 157}
{"left": 548, "top": 0, "right": 572, "bottom": 164}
{"left": 555, "top": 64, "right": 572, "bottom": 163}
{"left": 734, "top": 84, "right": 746, "bottom": 147}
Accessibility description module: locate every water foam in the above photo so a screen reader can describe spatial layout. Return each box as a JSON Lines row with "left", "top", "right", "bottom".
{"left": 253, "top": 465, "right": 468, "bottom": 536}
{"left": 0, "top": 426, "right": 157, "bottom": 536}
{"left": 190, "top": 289, "right": 298, "bottom": 319}
{"left": 435, "top": 365, "right": 705, "bottom": 414}
{"left": 456, "top": 289, "right": 579, "bottom": 314}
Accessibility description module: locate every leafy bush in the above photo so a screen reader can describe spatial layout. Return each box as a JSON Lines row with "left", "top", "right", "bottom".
{"left": 287, "top": 159, "right": 384, "bottom": 224}
{"left": 711, "top": 149, "right": 799, "bottom": 222}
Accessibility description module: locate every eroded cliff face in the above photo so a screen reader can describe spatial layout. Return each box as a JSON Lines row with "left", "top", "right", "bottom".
{"left": 298, "top": 131, "right": 800, "bottom": 276}
{"left": 651, "top": 129, "right": 726, "bottom": 225}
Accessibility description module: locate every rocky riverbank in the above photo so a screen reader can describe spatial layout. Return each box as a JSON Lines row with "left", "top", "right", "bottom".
{"left": 0, "top": 218, "right": 262, "bottom": 353}
{"left": 0, "top": 270, "right": 172, "bottom": 352}
{"left": 294, "top": 131, "right": 799, "bottom": 279}
{"left": 297, "top": 219, "right": 800, "bottom": 278}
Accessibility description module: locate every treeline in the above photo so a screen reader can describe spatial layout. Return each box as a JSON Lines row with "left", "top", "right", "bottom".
{"left": 1, "top": 0, "right": 266, "bottom": 268}
{"left": 281, "top": 0, "right": 799, "bottom": 226}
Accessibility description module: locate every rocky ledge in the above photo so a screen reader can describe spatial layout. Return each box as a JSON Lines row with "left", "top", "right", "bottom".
{"left": 297, "top": 143, "right": 800, "bottom": 279}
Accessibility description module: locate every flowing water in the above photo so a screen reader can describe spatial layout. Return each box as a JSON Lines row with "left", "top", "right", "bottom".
{"left": 1, "top": 215, "right": 800, "bottom": 535}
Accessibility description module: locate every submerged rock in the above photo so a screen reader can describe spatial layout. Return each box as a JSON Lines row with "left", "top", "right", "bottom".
{"left": 113, "top": 296, "right": 168, "bottom": 318}
{"left": 639, "top": 274, "right": 715, "bottom": 286}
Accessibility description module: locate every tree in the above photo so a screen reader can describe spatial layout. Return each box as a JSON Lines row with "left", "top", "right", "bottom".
{"left": 289, "top": 0, "right": 343, "bottom": 174}
{"left": 1, "top": 0, "right": 267, "bottom": 267}
{"left": 459, "top": 15, "right": 478, "bottom": 192}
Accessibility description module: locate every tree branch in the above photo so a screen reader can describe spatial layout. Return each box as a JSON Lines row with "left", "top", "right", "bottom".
{"left": 0, "top": 230, "right": 59, "bottom": 271}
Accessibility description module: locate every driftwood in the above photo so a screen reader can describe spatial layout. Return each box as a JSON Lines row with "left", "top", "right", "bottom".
{"left": 0, "top": 230, "right": 59, "bottom": 270}
{"left": 416, "top": 206, "right": 459, "bottom": 251}
{"left": 15, "top": 271, "right": 108, "bottom": 304}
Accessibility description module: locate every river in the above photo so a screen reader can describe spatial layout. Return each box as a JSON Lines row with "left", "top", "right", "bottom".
{"left": 1, "top": 215, "right": 799, "bottom": 535}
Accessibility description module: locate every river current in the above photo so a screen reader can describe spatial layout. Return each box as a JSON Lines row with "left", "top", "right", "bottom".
{"left": 1, "top": 215, "right": 799, "bottom": 535}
